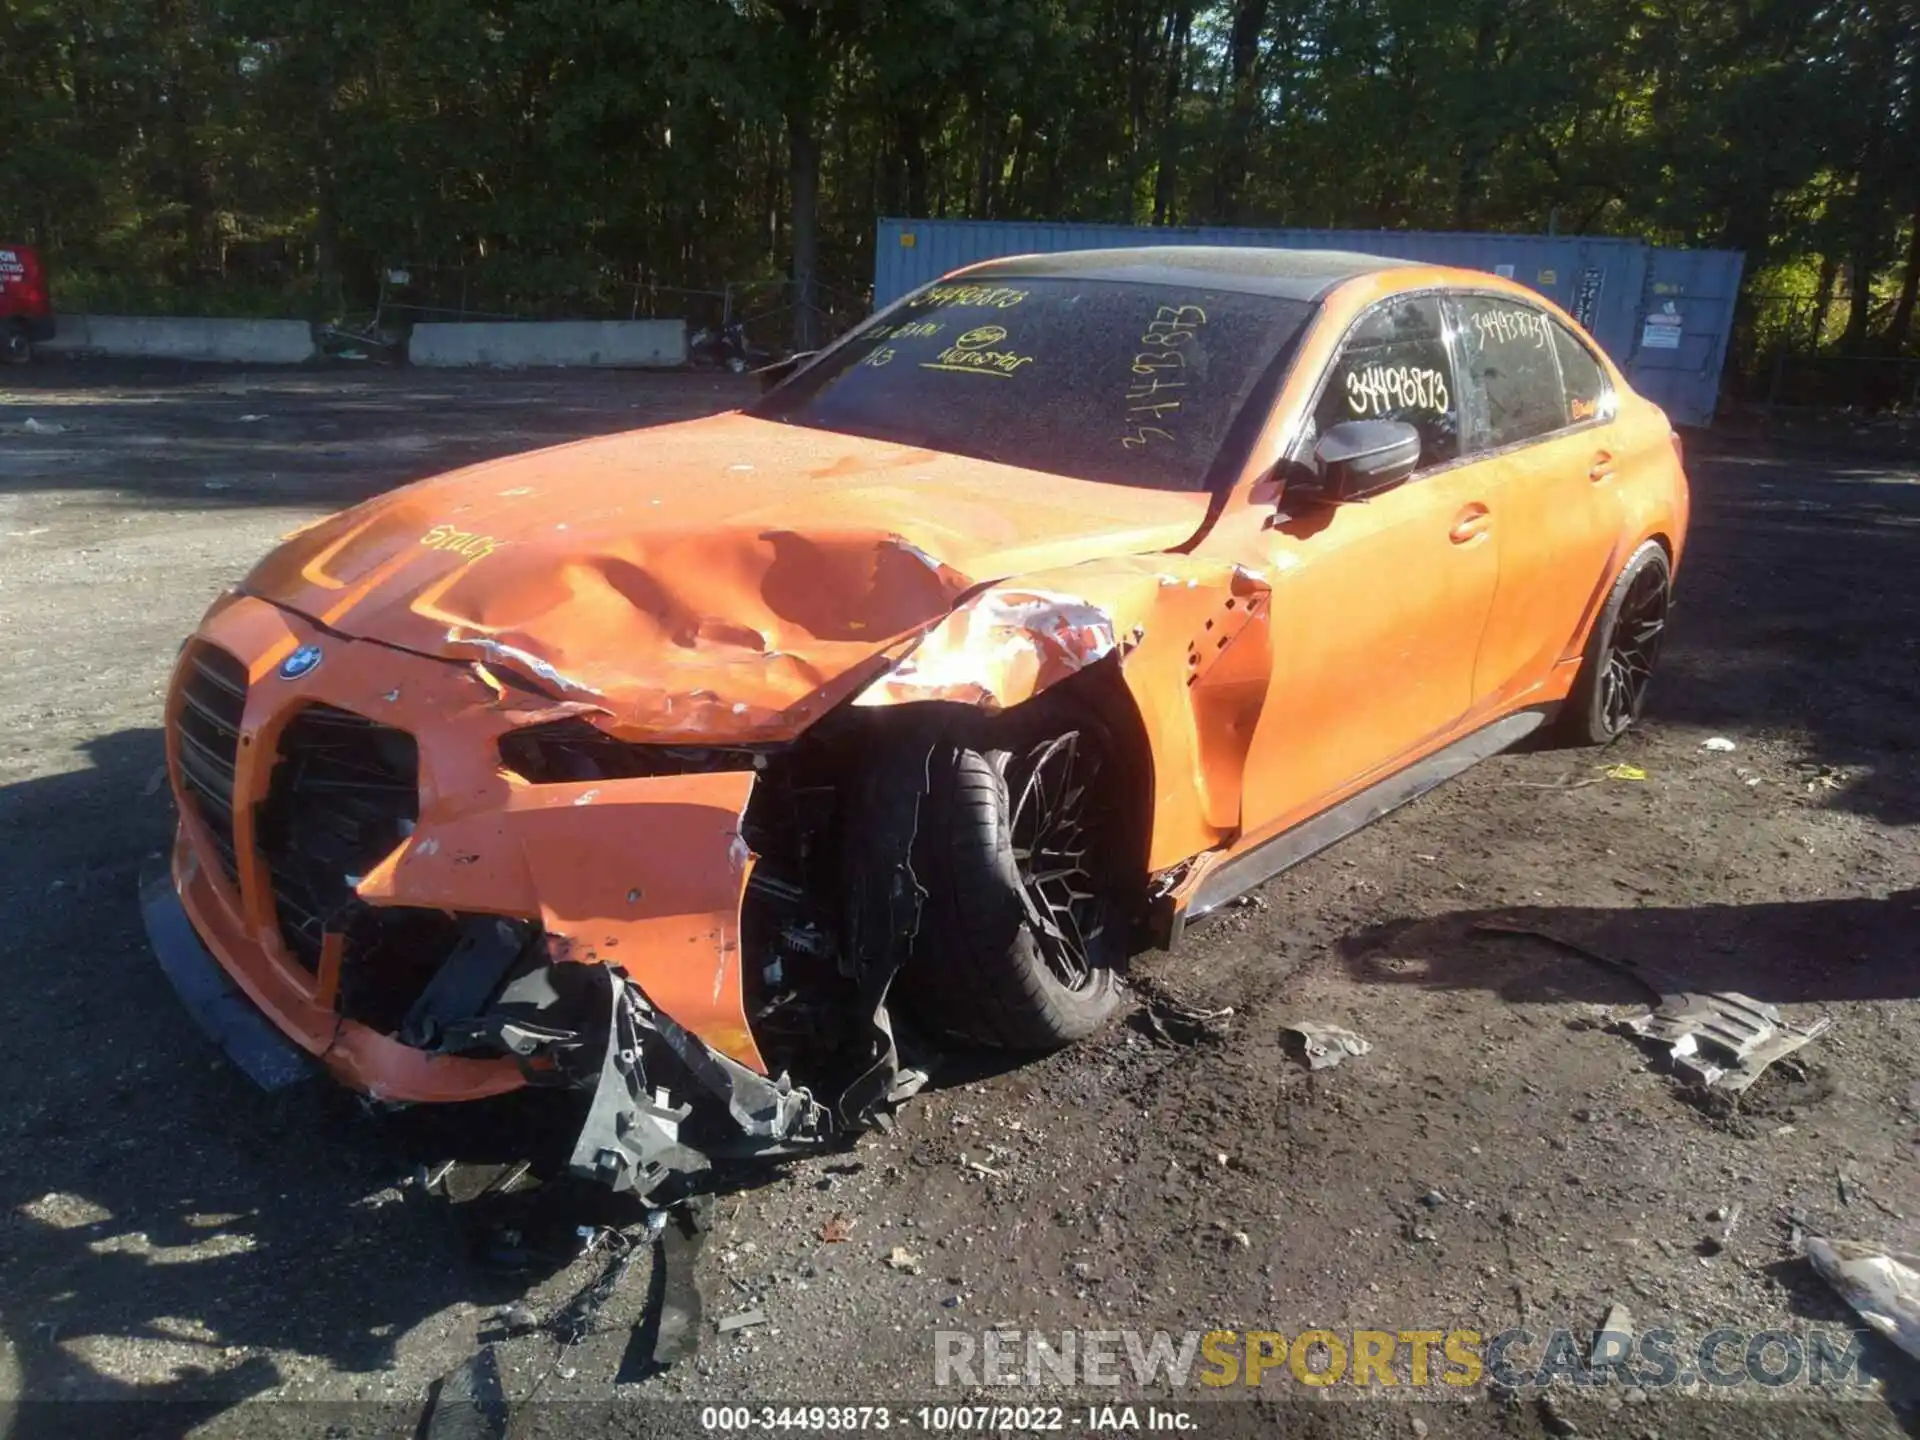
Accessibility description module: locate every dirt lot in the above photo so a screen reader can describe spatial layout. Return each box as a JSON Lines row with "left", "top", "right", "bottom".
{"left": 1, "top": 362, "right": 1915, "bottom": 1439}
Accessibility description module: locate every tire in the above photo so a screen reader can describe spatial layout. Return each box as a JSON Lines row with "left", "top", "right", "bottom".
{"left": 2, "top": 321, "right": 30, "bottom": 365}
{"left": 1558, "top": 540, "right": 1672, "bottom": 745}
{"left": 899, "top": 709, "right": 1130, "bottom": 1050}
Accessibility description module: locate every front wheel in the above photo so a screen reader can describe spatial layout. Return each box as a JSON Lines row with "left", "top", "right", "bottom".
{"left": 2, "top": 321, "right": 31, "bottom": 365}
{"left": 898, "top": 711, "right": 1130, "bottom": 1050}
{"left": 1559, "top": 540, "right": 1672, "bottom": 745}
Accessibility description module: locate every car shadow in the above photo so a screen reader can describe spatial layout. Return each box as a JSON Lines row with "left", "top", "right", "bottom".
{"left": 1336, "top": 890, "right": 1920, "bottom": 1009}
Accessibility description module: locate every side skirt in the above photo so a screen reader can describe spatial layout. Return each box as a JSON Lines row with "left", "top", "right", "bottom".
{"left": 1170, "top": 706, "right": 1553, "bottom": 940}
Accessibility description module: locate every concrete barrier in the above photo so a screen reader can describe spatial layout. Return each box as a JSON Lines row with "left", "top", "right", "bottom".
{"left": 44, "top": 314, "right": 316, "bottom": 364}
{"left": 409, "top": 319, "right": 686, "bottom": 369}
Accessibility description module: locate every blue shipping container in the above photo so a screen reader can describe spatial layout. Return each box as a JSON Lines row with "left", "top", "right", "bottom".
{"left": 874, "top": 218, "right": 1742, "bottom": 427}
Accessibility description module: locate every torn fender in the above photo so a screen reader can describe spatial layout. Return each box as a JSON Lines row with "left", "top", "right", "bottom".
{"left": 356, "top": 769, "right": 767, "bottom": 1074}
{"left": 851, "top": 588, "right": 1121, "bottom": 711}
{"left": 853, "top": 556, "right": 1273, "bottom": 871}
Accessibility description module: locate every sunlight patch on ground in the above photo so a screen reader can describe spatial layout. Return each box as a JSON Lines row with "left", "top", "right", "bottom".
{"left": 18, "top": 1192, "right": 114, "bottom": 1230}
{"left": 86, "top": 1230, "right": 259, "bottom": 1264}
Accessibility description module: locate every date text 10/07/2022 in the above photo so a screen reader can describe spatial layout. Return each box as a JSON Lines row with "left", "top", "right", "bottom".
{"left": 698, "top": 1405, "right": 1199, "bottom": 1432}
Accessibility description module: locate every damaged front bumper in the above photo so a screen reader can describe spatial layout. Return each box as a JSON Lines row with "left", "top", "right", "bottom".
{"left": 150, "top": 595, "right": 880, "bottom": 1199}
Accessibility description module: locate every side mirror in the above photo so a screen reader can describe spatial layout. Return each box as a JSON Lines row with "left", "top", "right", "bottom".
{"left": 754, "top": 350, "right": 818, "bottom": 392}
{"left": 1312, "top": 419, "right": 1422, "bottom": 501}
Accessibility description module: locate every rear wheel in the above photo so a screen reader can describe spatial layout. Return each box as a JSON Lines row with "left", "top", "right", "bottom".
{"left": 2, "top": 321, "right": 31, "bottom": 365}
{"left": 1560, "top": 540, "right": 1671, "bottom": 745}
{"left": 900, "top": 708, "right": 1129, "bottom": 1049}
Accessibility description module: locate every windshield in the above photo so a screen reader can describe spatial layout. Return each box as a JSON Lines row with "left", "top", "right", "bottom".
{"left": 753, "top": 277, "right": 1315, "bottom": 493}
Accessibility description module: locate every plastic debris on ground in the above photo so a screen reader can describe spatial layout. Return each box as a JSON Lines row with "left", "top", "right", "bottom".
{"left": 1131, "top": 989, "right": 1234, "bottom": 1047}
{"left": 422, "top": 1344, "right": 508, "bottom": 1440}
{"left": 1602, "top": 762, "right": 1649, "bottom": 781}
{"left": 885, "top": 1246, "right": 923, "bottom": 1274}
{"left": 1804, "top": 1237, "right": 1920, "bottom": 1362}
{"left": 1701, "top": 736, "right": 1738, "bottom": 752}
{"left": 1590, "top": 1302, "right": 1634, "bottom": 1366}
{"left": 1282, "top": 1021, "right": 1371, "bottom": 1071}
{"left": 716, "top": 1309, "right": 768, "bottom": 1334}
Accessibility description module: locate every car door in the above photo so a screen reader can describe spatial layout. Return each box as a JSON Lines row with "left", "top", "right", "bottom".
{"left": 1446, "top": 294, "right": 1624, "bottom": 706}
{"left": 1237, "top": 292, "right": 1501, "bottom": 838}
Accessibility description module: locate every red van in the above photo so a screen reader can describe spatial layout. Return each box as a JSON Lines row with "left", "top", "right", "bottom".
{"left": 1, "top": 246, "right": 54, "bottom": 362}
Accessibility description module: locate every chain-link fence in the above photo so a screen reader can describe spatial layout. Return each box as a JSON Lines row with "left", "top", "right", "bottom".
{"left": 1729, "top": 288, "right": 1920, "bottom": 425}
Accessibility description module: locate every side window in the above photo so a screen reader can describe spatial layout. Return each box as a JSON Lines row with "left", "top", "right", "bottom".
{"left": 1552, "top": 321, "right": 1613, "bottom": 426}
{"left": 1451, "top": 295, "right": 1568, "bottom": 451}
{"left": 1311, "top": 296, "right": 1460, "bottom": 473}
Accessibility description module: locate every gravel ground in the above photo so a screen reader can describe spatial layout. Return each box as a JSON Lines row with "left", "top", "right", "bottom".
{"left": 0, "top": 362, "right": 1915, "bottom": 1440}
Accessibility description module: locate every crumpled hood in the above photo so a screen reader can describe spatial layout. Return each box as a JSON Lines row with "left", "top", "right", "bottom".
{"left": 241, "top": 412, "right": 1211, "bottom": 739}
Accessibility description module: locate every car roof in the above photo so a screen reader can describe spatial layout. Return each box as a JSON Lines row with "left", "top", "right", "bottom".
{"left": 956, "top": 246, "right": 1423, "bottom": 302}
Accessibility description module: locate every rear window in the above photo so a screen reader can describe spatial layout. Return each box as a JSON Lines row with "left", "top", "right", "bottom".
{"left": 1451, "top": 295, "right": 1569, "bottom": 450}
{"left": 754, "top": 278, "right": 1314, "bottom": 492}
{"left": 1553, "top": 322, "right": 1613, "bottom": 424}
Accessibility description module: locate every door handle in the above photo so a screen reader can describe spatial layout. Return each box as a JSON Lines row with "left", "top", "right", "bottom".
{"left": 1589, "top": 450, "right": 1616, "bottom": 482}
{"left": 1449, "top": 504, "right": 1491, "bottom": 544}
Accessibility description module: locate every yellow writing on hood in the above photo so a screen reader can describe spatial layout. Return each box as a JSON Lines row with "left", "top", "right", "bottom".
{"left": 421, "top": 524, "right": 506, "bottom": 562}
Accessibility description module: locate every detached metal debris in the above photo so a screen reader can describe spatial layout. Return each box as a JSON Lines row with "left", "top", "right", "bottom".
{"left": 1805, "top": 1237, "right": 1920, "bottom": 1362}
{"left": 1474, "top": 918, "right": 1833, "bottom": 1094}
{"left": 1618, "top": 992, "right": 1833, "bottom": 1093}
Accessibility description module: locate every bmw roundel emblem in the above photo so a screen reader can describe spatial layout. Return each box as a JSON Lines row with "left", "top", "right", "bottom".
{"left": 278, "top": 644, "right": 324, "bottom": 680}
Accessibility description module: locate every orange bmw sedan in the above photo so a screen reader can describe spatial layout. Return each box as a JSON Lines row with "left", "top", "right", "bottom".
{"left": 147, "top": 248, "right": 1688, "bottom": 1197}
